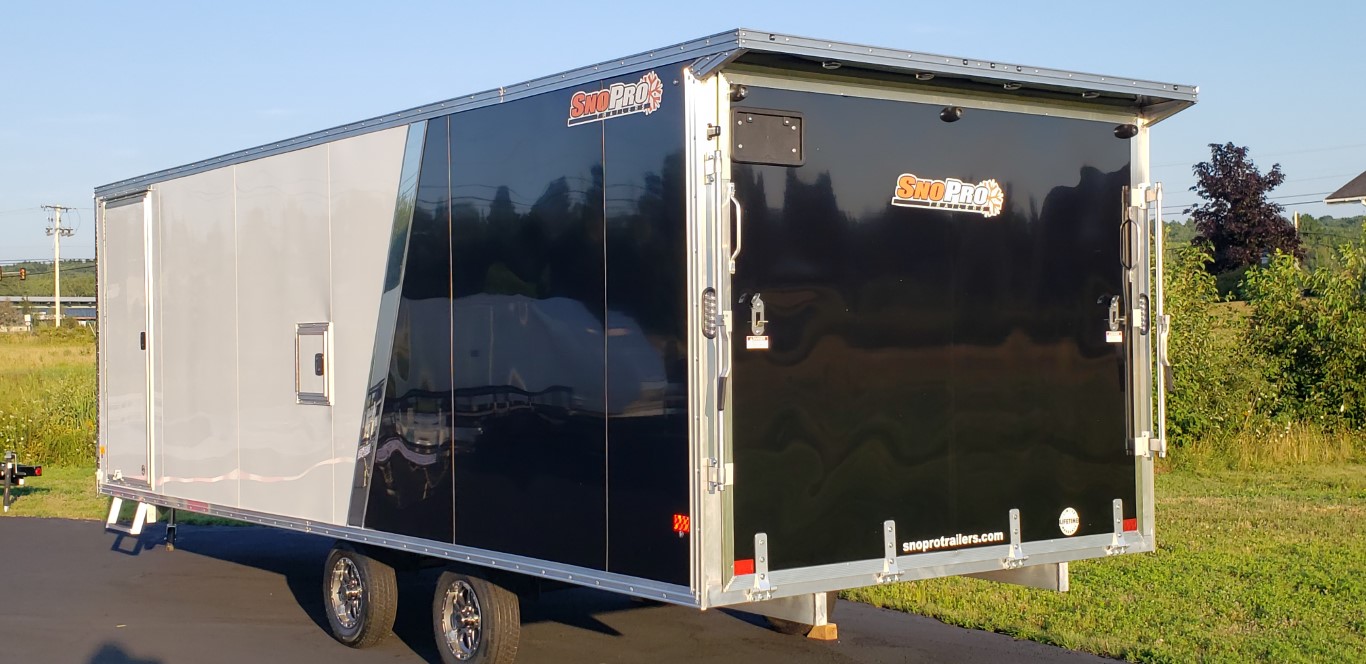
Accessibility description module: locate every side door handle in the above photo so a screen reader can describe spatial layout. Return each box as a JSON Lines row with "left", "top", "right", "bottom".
{"left": 728, "top": 182, "right": 743, "bottom": 274}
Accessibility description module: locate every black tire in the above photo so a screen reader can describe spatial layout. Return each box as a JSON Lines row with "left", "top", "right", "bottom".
{"left": 322, "top": 542, "right": 398, "bottom": 648}
{"left": 432, "top": 569, "right": 521, "bottom": 664}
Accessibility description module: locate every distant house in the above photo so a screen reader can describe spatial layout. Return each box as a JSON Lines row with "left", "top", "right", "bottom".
{"left": 1325, "top": 170, "right": 1366, "bottom": 206}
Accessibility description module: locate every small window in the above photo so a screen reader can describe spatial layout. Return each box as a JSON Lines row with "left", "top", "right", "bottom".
{"left": 296, "top": 322, "right": 330, "bottom": 405}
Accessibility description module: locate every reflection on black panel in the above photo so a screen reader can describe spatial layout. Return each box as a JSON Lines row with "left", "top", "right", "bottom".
{"left": 603, "top": 64, "right": 690, "bottom": 585}
{"left": 364, "top": 116, "right": 454, "bottom": 542}
{"left": 449, "top": 91, "right": 607, "bottom": 570}
{"left": 731, "top": 87, "right": 1135, "bottom": 570}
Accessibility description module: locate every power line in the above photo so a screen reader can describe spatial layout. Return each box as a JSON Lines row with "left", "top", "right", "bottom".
{"left": 1162, "top": 191, "right": 1334, "bottom": 212}
{"left": 1153, "top": 142, "right": 1366, "bottom": 169}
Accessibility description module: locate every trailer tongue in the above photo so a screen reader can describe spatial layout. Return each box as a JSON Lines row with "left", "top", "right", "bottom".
{"left": 2, "top": 450, "right": 42, "bottom": 512}
{"left": 95, "top": 28, "right": 1193, "bottom": 663}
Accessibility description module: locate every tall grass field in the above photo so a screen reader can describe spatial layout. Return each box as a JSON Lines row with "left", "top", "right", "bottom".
{"left": 0, "top": 328, "right": 97, "bottom": 465}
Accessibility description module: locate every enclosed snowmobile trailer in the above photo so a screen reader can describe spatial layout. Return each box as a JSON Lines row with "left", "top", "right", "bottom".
{"left": 95, "top": 29, "right": 1195, "bottom": 662}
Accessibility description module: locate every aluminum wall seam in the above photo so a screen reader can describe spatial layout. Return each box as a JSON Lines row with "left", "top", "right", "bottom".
{"left": 446, "top": 119, "right": 455, "bottom": 546}
{"left": 232, "top": 165, "right": 242, "bottom": 508}
{"left": 145, "top": 191, "right": 157, "bottom": 487}
{"left": 327, "top": 143, "right": 335, "bottom": 524}
{"left": 601, "top": 117, "right": 612, "bottom": 561}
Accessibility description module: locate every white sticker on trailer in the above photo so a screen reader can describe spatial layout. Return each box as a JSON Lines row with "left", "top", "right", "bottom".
{"left": 1105, "top": 330, "right": 1123, "bottom": 344}
{"left": 1059, "top": 507, "right": 1080, "bottom": 536}
{"left": 746, "top": 335, "right": 770, "bottom": 350}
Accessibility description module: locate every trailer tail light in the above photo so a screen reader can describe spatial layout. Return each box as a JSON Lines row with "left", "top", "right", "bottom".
{"left": 734, "top": 559, "right": 755, "bottom": 576}
{"left": 1123, "top": 518, "right": 1138, "bottom": 532}
{"left": 32, "top": 466, "right": 41, "bottom": 477}
{"left": 672, "top": 514, "right": 690, "bottom": 535}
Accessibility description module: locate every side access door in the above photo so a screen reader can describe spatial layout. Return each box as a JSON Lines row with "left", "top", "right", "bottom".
{"left": 99, "top": 192, "right": 154, "bottom": 487}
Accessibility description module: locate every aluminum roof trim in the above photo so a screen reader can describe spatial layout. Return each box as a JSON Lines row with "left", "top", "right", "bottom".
{"left": 731, "top": 29, "right": 1197, "bottom": 102}
{"left": 96, "top": 28, "right": 1197, "bottom": 198}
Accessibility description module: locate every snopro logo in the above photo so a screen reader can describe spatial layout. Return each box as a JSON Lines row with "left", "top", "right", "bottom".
{"left": 567, "top": 71, "right": 664, "bottom": 127}
{"left": 891, "top": 173, "right": 1004, "bottom": 218}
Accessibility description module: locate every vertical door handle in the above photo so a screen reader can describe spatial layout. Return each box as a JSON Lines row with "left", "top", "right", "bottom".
{"left": 139, "top": 332, "right": 146, "bottom": 350}
{"left": 314, "top": 353, "right": 325, "bottom": 377}
{"left": 728, "top": 183, "right": 743, "bottom": 274}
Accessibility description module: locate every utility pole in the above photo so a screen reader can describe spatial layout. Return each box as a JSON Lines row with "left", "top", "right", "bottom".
{"left": 42, "top": 205, "right": 75, "bottom": 327}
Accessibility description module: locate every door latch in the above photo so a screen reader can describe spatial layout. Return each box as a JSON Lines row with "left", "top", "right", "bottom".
{"left": 1104, "top": 295, "right": 1125, "bottom": 331}
{"left": 750, "top": 294, "right": 767, "bottom": 335}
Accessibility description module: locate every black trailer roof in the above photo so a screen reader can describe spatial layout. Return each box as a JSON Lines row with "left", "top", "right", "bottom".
{"left": 1326, "top": 170, "right": 1366, "bottom": 205}
{"left": 96, "top": 28, "right": 1197, "bottom": 198}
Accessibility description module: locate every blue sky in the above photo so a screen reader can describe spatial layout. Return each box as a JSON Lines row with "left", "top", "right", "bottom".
{"left": 2, "top": 1, "right": 1362, "bottom": 261}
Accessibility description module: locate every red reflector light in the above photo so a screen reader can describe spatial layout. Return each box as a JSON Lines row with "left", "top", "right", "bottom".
{"left": 1122, "top": 517, "right": 1138, "bottom": 532}
{"left": 33, "top": 466, "right": 41, "bottom": 476}
{"left": 671, "top": 514, "right": 690, "bottom": 534}
{"left": 734, "top": 558, "right": 755, "bottom": 576}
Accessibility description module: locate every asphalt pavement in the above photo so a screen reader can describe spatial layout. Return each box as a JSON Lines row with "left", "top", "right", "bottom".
{"left": 0, "top": 517, "right": 1113, "bottom": 664}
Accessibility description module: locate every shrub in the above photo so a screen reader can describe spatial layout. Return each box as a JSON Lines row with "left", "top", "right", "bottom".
{"left": 1163, "top": 243, "right": 1267, "bottom": 450}
{"left": 1243, "top": 241, "right": 1366, "bottom": 430}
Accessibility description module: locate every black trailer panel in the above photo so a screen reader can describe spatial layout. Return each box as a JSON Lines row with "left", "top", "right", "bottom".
{"left": 352, "top": 62, "right": 693, "bottom": 584}
{"left": 729, "top": 86, "right": 1135, "bottom": 570}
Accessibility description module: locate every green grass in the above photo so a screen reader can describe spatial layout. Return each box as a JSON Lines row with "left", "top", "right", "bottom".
{"left": 1, "top": 466, "right": 108, "bottom": 519}
{"left": 846, "top": 464, "right": 1366, "bottom": 663}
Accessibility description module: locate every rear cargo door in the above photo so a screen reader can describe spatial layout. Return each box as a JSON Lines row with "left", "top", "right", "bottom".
{"left": 725, "top": 81, "right": 1136, "bottom": 572}
{"left": 99, "top": 193, "right": 154, "bottom": 486}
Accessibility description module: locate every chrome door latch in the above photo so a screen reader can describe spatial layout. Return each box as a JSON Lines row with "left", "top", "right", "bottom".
{"left": 750, "top": 293, "right": 767, "bottom": 335}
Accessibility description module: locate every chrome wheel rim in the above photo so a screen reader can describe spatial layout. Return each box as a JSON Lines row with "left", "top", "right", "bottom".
{"left": 329, "top": 557, "right": 364, "bottom": 631}
{"left": 441, "top": 579, "right": 482, "bottom": 660}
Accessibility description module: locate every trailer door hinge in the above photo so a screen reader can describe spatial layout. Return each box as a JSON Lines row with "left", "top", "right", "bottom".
{"left": 704, "top": 150, "right": 719, "bottom": 184}
{"left": 1001, "top": 509, "right": 1028, "bottom": 569}
{"left": 706, "top": 123, "right": 721, "bottom": 140}
{"left": 1106, "top": 499, "right": 1130, "bottom": 555}
{"left": 1132, "top": 431, "right": 1164, "bottom": 458}
{"left": 745, "top": 533, "right": 775, "bottom": 601}
{"left": 875, "top": 520, "right": 904, "bottom": 583}
{"left": 1149, "top": 435, "right": 1167, "bottom": 458}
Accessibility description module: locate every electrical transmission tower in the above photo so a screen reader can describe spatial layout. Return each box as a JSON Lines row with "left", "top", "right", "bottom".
{"left": 41, "top": 205, "right": 76, "bottom": 327}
